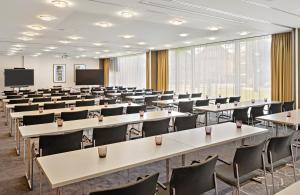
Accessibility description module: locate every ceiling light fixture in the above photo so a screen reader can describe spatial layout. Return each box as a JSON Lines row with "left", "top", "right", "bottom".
{"left": 43, "top": 49, "right": 51, "bottom": 52}
{"left": 38, "top": 14, "right": 57, "bottom": 21}
{"left": 77, "top": 48, "right": 86, "bottom": 51}
{"left": 95, "top": 51, "right": 101, "bottom": 54}
{"left": 208, "top": 37, "right": 217, "bottom": 41}
{"left": 47, "top": 46, "right": 57, "bottom": 49}
{"left": 169, "top": 18, "right": 186, "bottom": 25}
{"left": 137, "top": 42, "right": 146, "bottom": 45}
{"left": 12, "top": 44, "right": 25, "bottom": 48}
{"left": 67, "top": 35, "right": 82, "bottom": 40}
{"left": 18, "top": 36, "right": 33, "bottom": 41}
{"left": 164, "top": 44, "right": 171, "bottom": 48}
{"left": 117, "top": 10, "right": 137, "bottom": 18}
{"left": 103, "top": 50, "right": 110, "bottom": 53}
{"left": 119, "top": 34, "right": 135, "bottom": 39}
{"left": 58, "top": 40, "right": 71, "bottom": 44}
{"left": 123, "top": 45, "right": 131, "bottom": 48}
{"left": 50, "top": 0, "right": 71, "bottom": 8}
{"left": 94, "top": 21, "right": 113, "bottom": 28}
{"left": 148, "top": 47, "right": 155, "bottom": 50}
{"left": 93, "top": 43, "right": 103, "bottom": 46}
{"left": 184, "top": 41, "right": 191, "bottom": 44}
{"left": 21, "top": 31, "right": 40, "bottom": 36}
{"left": 238, "top": 31, "right": 250, "bottom": 36}
{"left": 27, "top": 24, "right": 47, "bottom": 31}
{"left": 179, "top": 33, "right": 189, "bottom": 37}
{"left": 207, "top": 26, "right": 222, "bottom": 31}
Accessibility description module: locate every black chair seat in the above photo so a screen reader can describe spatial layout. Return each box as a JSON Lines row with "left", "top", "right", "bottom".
{"left": 264, "top": 158, "right": 290, "bottom": 171}
{"left": 216, "top": 163, "right": 261, "bottom": 186}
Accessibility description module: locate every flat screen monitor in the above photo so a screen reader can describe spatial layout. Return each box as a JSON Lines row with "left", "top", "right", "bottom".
{"left": 76, "top": 69, "right": 104, "bottom": 85}
{"left": 4, "top": 69, "right": 34, "bottom": 87}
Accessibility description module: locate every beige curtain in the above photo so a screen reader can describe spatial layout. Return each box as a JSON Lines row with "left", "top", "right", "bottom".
{"left": 156, "top": 50, "right": 169, "bottom": 91}
{"left": 103, "top": 58, "right": 111, "bottom": 87}
{"left": 271, "top": 32, "right": 293, "bottom": 102}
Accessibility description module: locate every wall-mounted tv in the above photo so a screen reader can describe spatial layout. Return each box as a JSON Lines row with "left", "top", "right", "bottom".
{"left": 4, "top": 69, "right": 34, "bottom": 87}
{"left": 76, "top": 69, "right": 104, "bottom": 85}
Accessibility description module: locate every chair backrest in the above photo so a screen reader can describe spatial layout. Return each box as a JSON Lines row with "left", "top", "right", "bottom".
{"left": 269, "top": 103, "right": 282, "bottom": 114}
{"left": 27, "top": 94, "right": 43, "bottom": 98}
{"left": 233, "top": 141, "right": 265, "bottom": 178}
{"left": 161, "top": 95, "right": 173, "bottom": 100}
{"left": 75, "top": 100, "right": 95, "bottom": 107}
{"left": 101, "top": 107, "right": 124, "bottom": 116}
{"left": 267, "top": 132, "right": 294, "bottom": 163}
{"left": 229, "top": 96, "right": 241, "bottom": 103}
{"left": 61, "top": 96, "right": 79, "bottom": 100}
{"left": 70, "top": 92, "right": 81, "bottom": 95}
{"left": 142, "top": 118, "right": 170, "bottom": 137}
{"left": 39, "top": 131, "right": 83, "bottom": 156}
{"left": 175, "top": 114, "right": 197, "bottom": 131}
{"left": 4, "top": 91, "right": 17, "bottom": 95}
{"left": 195, "top": 99, "right": 209, "bottom": 107}
{"left": 44, "top": 102, "right": 66, "bottom": 110}
{"left": 126, "top": 105, "right": 146, "bottom": 114}
{"left": 7, "top": 95, "right": 22, "bottom": 99}
{"left": 51, "top": 93, "right": 65, "bottom": 96}
{"left": 178, "top": 94, "right": 190, "bottom": 99}
{"left": 23, "top": 113, "right": 55, "bottom": 126}
{"left": 164, "top": 90, "right": 174, "bottom": 94}
{"left": 100, "top": 99, "right": 116, "bottom": 105}
{"left": 25, "top": 91, "right": 37, "bottom": 95}
{"left": 232, "top": 107, "right": 249, "bottom": 123}
{"left": 84, "top": 95, "right": 96, "bottom": 99}
{"left": 32, "top": 97, "right": 51, "bottom": 102}
{"left": 152, "top": 91, "right": 162, "bottom": 95}
{"left": 14, "top": 104, "right": 39, "bottom": 112}
{"left": 93, "top": 124, "right": 128, "bottom": 146}
{"left": 8, "top": 99, "right": 29, "bottom": 104}
{"left": 170, "top": 155, "right": 218, "bottom": 195}
{"left": 135, "top": 92, "right": 144, "bottom": 96}
{"left": 250, "top": 105, "right": 265, "bottom": 118}
{"left": 282, "top": 101, "right": 294, "bottom": 112}
{"left": 144, "top": 96, "right": 158, "bottom": 107}
{"left": 191, "top": 93, "right": 202, "bottom": 98}
{"left": 215, "top": 98, "right": 227, "bottom": 104}
{"left": 61, "top": 110, "right": 88, "bottom": 121}
{"left": 90, "top": 173, "right": 159, "bottom": 195}
{"left": 178, "top": 101, "right": 193, "bottom": 113}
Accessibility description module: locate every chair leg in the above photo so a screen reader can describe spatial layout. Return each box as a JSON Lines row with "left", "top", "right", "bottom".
{"left": 262, "top": 154, "right": 269, "bottom": 195}
{"left": 291, "top": 146, "right": 297, "bottom": 182}
{"left": 270, "top": 155, "right": 275, "bottom": 194}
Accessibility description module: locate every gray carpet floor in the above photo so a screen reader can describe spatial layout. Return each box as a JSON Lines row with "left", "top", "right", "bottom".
{"left": 0, "top": 105, "right": 300, "bottom": 195}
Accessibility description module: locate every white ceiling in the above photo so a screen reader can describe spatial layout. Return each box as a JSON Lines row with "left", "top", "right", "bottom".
{"left": 0, "top": 0, "right": 299, "bottom": 59}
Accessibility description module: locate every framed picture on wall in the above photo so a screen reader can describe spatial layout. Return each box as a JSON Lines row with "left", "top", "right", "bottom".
{"left": 74, "top": 64, "right": 86, "bottom": 81}
{"left": 53, "top": 64, "right": 66, "bottom": 83}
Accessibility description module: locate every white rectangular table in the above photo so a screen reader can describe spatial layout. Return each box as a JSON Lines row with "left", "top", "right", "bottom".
{"left": 37, "top": 122, "right": 267, "bottom": 191}
{"left": 21, "top": 110, "right": 186, "bottom": 189}
{"left": 275, "top": 180, "right": 300, "bottom": 195}
{"left": 153, "top": 97, "right": 215, "bottom": 109}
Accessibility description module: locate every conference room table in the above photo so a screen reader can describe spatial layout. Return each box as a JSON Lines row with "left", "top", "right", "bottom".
{"left": 36, "top": 122, "right": 268, "bottom": 192}
{"left": 194, "top": 100, "right": 280, "bottom": 126}
{"left": 19, "top": 110, "right": 186, "bottom": 189}
{"left": 152, "top": 97, "right": 216, "bottom": 109}
{"left": 256, "top": 109, "right": 300, "bottom": 136}
{"left": 125, "top": 95, "right": 160, "bottom": 102}
{"left": 275, "top": 180, "right": 300, "bottom": 195}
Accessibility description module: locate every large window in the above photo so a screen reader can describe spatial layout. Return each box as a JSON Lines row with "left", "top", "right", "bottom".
{"left": 109, "top": 53, "right": 146, "bottom": 88}
{"left": 169, "top": 36, "right": 271, "bottom": 101}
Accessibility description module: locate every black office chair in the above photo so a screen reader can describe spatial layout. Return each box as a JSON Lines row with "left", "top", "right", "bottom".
{"left": 38, "top": 131, "right": 83, "bottom": 156}
{"left": 178, "top": 101, "right": 193, "bottom": 113}
{"left": 84, "top": 95, "right": 96, "bottom": 99}
{"left": 142, "top": 118, "right": 170, "bottom": 137}
{"left": 14, "top": 104, "right": 39, "bottom": 112}
{"left": 7, "top": 95, "right": 22, "bottom": 99}
{"left": 90, "top": 173, "right": 159, "bottom": 195}
{"left": 232, "top": 107, "right": 249, "bottom": 124}
{"left": 8, "top": 99, "right": 29, "bottom": 104}
{"left": 61, "top": 110, "right": 88, "bottom": 121}
{"left": 215, "top": 97, "right": 227, "bottom": 104}
{"left": 191, "top": 93, "right": 202, "bottom": 98}
{"left": 4, "top": 91, "right": 17, "bottom": 95}
{"left": 44, "top": 102, "right": 66, "bottom": 110}
{"left": 174, "top": 114, "right": 197, "bottom": 131}
{"left": 216, "top": 141, "right": 268, "bottom": 195}
{"left": 61, "top": 96, "right": 79, "bottom": 100}
{"left": 76, "top": 100, "right": 95, "bottom": 107}
{"left": 164, "top": 91, "right": 174, "bottom": 94}
{"left": 160, "top": 155, "right": 218, "bottom": 195}
{"left": 93, "top": 124, "right": 128, "bottom": 146}
{"left": 38, "top": 89, "right": 50, "bottom": 93}
{"left": 152, "top": 91, "right": 162, "bottom": 95}
{"left": 178, "top": 94, "right": 190, "bottom": 99}
{"left": 101, "top": 107, "right": 124, "bottom": 116}
{"left": 23, "top": 113, "right": 55, "bottom": 125}
{"left": 100, "top": 99, "right": 116, "bottom": 105}
{"left": 27, "top": 94, "right": 43, "bottom": 98}
{"left": 32, "top": 97, "right": 51, "bottom": 103}
{"left": 195, "top": 99, "right": 209, "bottom": 107}
{"left": 126, "top": 105, "right": 146, "bottom": 114}
{"left": 282, "top": 101, "right": 294, "bottom": 112}
{"left": 250, "top": 105, "right": 265, "bottom": 126}
{"left": 51, "top": 93, "right": 65, "bottom": 96}
{"left": 144, "top": 96, "right": 158, "bottom": 109}
{"left": 265, "top": 133, "right": 296, "bottom": 193}
{"left": 229, "top": 96, "right": 241, "bottom": 103}
{"left": 160, "top": 95, "right": 173, "bottom": 101}
{"left": 70, "top": 92, "right": 81, "bottom": 96}
{"left": 135, "top": 92, "right": 144, "bottom": 96}
{"left": 269, "top": 103, "right": 282, "bottom": 114}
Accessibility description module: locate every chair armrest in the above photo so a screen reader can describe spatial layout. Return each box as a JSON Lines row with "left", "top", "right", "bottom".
{"left": 217, "top": 158, "right": 231, "bottom": 165}
{"left": 157, "top": 181, "right": 167, "bottom": 190}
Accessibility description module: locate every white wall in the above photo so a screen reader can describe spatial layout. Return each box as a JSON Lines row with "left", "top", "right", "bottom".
{"left": 0, "top": 55, "right": 99, "bottom": 91}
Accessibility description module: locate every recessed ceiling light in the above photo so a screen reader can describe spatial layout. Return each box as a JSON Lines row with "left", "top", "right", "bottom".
{"left": 80, "top": 54, "right": 86, "bottom": 57}
{"left": 38, "top": 15, "right": 57, "bottom": 21}
{"left": 18, "top": 37, "right": 33, "bottom": 41}
{"left": 93, "top": 56, "right": 99, "bottom": 59}
{"left": 169, "top": 18, "right": 186, "bottom": 25}
{"left": 119, "top": 34, "right": 135, "bottom": 39}
{"left": 43, "top": 49, "right": 51, "bottom": 52}
{"left": 184, "top": 41, "right": 191, "bottom": 44}
{"left": 95, "top": 52, "right": 101, "bottom": 54}
{"left": 50, "top": 0, "right": 71, "bottom": 8}
{"left": 103, "top": 50, "right": 110, "bottom": 53}
{"left": 27, "top": 24, "right": 47, "bottom": 31}
{"left": 238, "top": 31, "right": 250, "bottom": 36}
{"left": 123, "top": 45, "right": 131, "bottom": 48}
{"left": 21, "top": 31, "right": 40, "bottom": 36}
{"left": 208, "top": 37, "right": 217, "bottom": 41}
{"left": 207, "top": 26, "right": 222, "bottom": 31}
{"left": 93, "top": 43, "right": 103, "bottom": 46}
{"left": 10, "top": 47, "right": 22, "bottom": 51}
{"left": 67, "top": 35, "right": 82, "bottom": 40}
{"left": 149, "top": 47, "right": 155, "bottom": 50}
{"left": 58, "top": 40, "right": 71, "bottom": 44}
{"left": 179, "top": 33, "right": 189, "bottom": 37}
{"left": 7, "top": 53, "right": 15, "bottom": 56}
{"left": 164, "top": 44, "right": 171, "bottom": 48}
{"left": 32, "top": 53, "right": 42, "bottom": 57}
{"left": 137, "top": 42, "right": 146, "bottom": 45}
{"left": 12, "top": 44, "right": 25, "bottom": 48}
{"left": 75, "top": 56, "right": 80, "bottom": 59}
{"left": 77, "top": 48, "right": 85, "bottom": 51}
{"left": 47, "top": 46, "right": 57, "bottom": 49}
{"left": 94, "top": 21, "right": 113, "bottom": 28}
{"left": 117, "top": 10, "right": 137, "bottom": 18}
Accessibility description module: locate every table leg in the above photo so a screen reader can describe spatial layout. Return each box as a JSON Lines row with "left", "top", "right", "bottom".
{"left": 205, "top": 112, "right": 208, "bottom": 126}
{"left": 16, "top": 124, "right": 20, "bottom": 155}
{"left": 276, "top": 124, "right": 279, "bottom": 136}
{"left": 181, "top": 154, "right": 185, "bottom": 166}
{"left": 25, "top": 138, "right": 34, "bottom": 190}
{"left": 166, "top": 159, "right": 170, "bottom": 182}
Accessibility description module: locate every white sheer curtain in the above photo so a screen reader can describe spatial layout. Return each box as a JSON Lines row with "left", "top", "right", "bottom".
{"left": 109, "top": 53, "right": 146, "bottom": 88}
{"left": 169, "top": 36, "right": 271, "bottom": 101}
